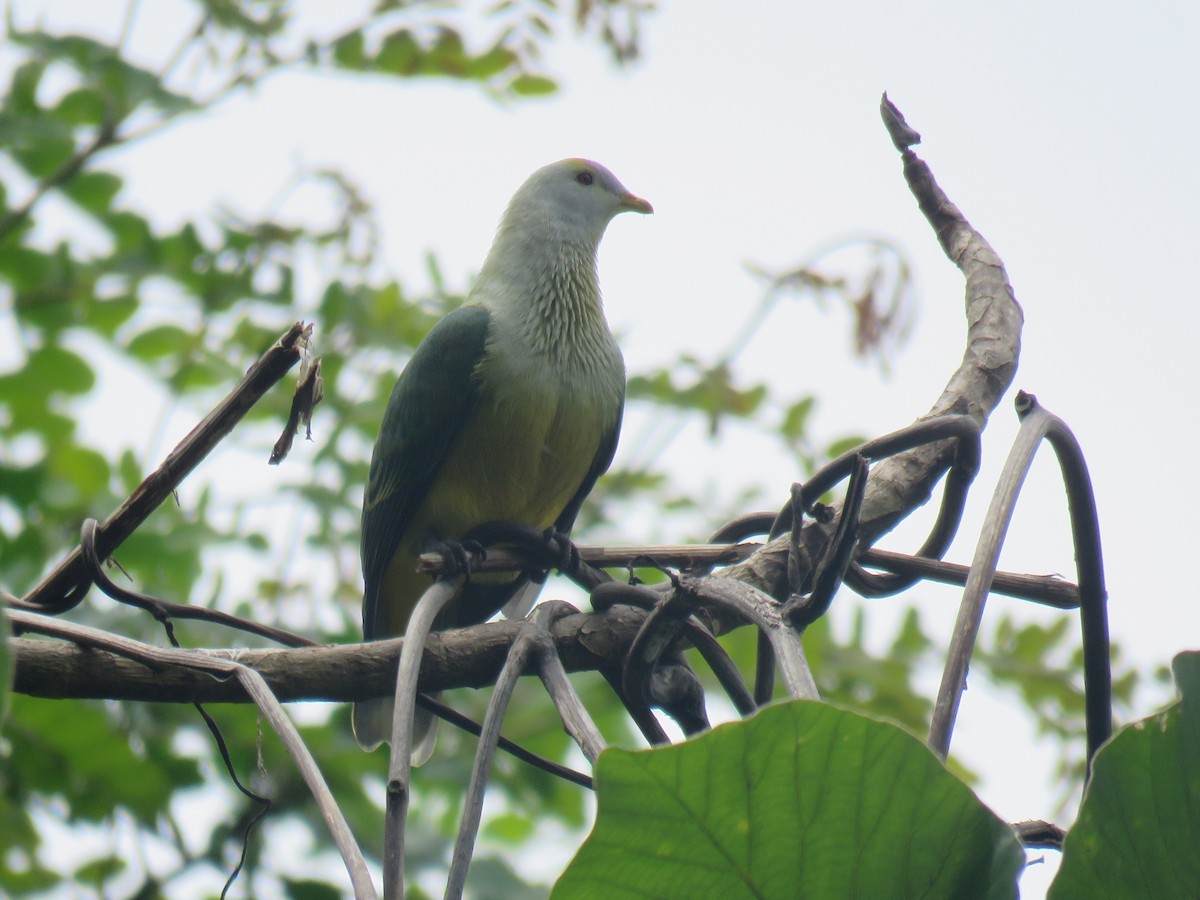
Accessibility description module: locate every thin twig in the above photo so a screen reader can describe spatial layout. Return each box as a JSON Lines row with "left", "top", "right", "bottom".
{"left": 419, "top": 542, "right": 1080, "bottom": 608}
{"left": 20, "top": 323, "right": 309, "bottom": 611}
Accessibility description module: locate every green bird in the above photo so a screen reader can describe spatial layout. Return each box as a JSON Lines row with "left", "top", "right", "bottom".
{"left": 354, "top": 158, "right": 653, "bottom": 757}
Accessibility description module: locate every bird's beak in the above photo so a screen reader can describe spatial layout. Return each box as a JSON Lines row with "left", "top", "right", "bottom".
{"left": 619, "top": 192, "right": 654, "bottom": 215}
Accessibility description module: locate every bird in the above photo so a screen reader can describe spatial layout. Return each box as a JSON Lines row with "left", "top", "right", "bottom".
{"left": 354, "top": 158, "right": 653, "bottom": 759}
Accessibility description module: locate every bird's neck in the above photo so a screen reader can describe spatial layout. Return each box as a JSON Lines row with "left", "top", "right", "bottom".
{"left": 475, "top": 223, "right": 614, "bottom": 371}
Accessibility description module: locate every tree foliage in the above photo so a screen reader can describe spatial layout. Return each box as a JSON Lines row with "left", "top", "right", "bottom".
{"left": 0, "top": 2, "right": 1153, "bottom": 897}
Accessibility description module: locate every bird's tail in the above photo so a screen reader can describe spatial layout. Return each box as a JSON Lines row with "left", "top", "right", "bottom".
{"left": 352, "top": 696, "right": 439, "bottom": 766}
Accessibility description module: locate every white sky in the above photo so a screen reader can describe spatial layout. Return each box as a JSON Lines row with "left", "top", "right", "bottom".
{"left": 9, "top": 1, "right": 1200, "bottom": 896}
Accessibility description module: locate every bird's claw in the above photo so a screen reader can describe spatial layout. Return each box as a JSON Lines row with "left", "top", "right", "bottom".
{"left": 437, "top": 539, "right": 487, "bottom": 580}
{"left": 541, "top": 528, "right": 581, "bottom": 576}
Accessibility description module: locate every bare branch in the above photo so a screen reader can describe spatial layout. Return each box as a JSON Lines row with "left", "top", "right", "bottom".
{"left": 11, "top": 539, "right": 1081, "bottom": 706}
{"left": 715, "top": 95, "right": 1024, "bottom": 602}
{"left": 420, "top": 543, "right": 1081, "bottom": 609}
{"left": 19, "top": 323, "right": 310, "bottom": 611}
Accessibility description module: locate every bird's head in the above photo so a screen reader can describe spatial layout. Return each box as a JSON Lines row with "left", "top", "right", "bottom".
{"left": 503, "top": 158, "right": 653, "bottom": 245}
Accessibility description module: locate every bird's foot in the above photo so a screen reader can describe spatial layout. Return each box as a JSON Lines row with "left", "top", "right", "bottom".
{"left": 540, "top": 528, "right": 581, "bottom": 577}
{"left": 436, "top": 539, "right": 487, "bottom": 580}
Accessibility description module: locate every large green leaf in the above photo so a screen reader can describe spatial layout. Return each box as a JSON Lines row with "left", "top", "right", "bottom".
{"left": 554, "top": 701, "right": 1024, "bottom": 899}
{"left": 1050, "top": 651, "right": 1200, "bottom": 898}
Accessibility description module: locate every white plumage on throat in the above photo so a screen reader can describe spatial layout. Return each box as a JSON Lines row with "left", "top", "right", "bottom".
{"left": 470, "top": 159, "right": 642, "bottom": 373}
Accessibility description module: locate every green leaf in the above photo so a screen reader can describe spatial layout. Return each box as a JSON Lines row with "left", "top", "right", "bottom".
{"left": 126, "top": 324, "right": 196, "bottom": 361}
{"left": 6, "top": 695, "right": 200, "bottom": 824}
{"left": 780, "top": 395, "right": 816, "bottom": 441}
{"left": 11, "top": 29, "right": 196, "bottom": 117}
{"left": 1050, "top": 651, "right": 1200, "bottom": 898}
{"left": 73, "top": 855, "right": 126, "bottom": 886}
{"left": 825, "top": 434, "right": 869, "bottom": 459}
{"left": 49, "top": 444, "right": 111, "bottom": 496}
{"left": 483, "top": 811, "right": 536, "bottom": 844}
{"left": 332, "top": 30, "right": 367, "bottom": 70}
{"left": 85, "top": 294, "right": 139, "bottom": 335}
{"left": 61, "top": 170, "right": 122, "bottom": 216}
{"left": 11, "top": 127, "right": 76, "bottom": 178}
{"left": 509, "top": 74, "right": 557, "bottom": 96}
{"left": 53, "top": 86, "right": 108, "bottom": 126}
{"left": 466, "top": 43, "right": 519, "bottom": 79}
{"left": 26, "top": 344, "right": 96, "bottom": 395}
{"left": 9, "top": 59, "right": 46, "bottom": 115}
{"left": 103, "top": 210, "right": 155, "bottom": 254}
{"left": 376, "top": 29, "right": 421, "bottom": 74}
{"left": 283, "top": 877, "right": 343, "bottom": 900}
{"left": 554, "top": 702, "right": 1023, "bottom": 899}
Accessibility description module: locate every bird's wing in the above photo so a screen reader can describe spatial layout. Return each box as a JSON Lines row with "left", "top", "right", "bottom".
{"left": 360, "top": 304, "right": 491, "bottom": 636}
{"left": 554, "top": 389, "right": 625, "bottom": 535}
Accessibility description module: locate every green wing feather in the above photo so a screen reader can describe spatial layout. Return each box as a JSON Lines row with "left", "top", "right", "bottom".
{"left": 554, "top": 392, "right": 624, "bottom": 535}
{"left": 360, "top": 304, "right": 491, "bottom": 639}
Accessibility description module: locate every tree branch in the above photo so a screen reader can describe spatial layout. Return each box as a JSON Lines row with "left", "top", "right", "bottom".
{"left": 717, "top": 95, "right": 1024, "bottom": 600}
{"left": 11, "top": 605, "right": 651, "bottom": 703}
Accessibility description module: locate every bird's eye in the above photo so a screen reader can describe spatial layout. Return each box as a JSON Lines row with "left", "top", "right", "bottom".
{"left": 576, "top": 171, "right": 594, "bottom": 186}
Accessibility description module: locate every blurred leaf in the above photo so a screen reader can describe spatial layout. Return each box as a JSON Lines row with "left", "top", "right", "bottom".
{"left": 332, "top": 30, "right": 368, "bottom": 70}
{"left": 61, "top": 169, "right": 122, "bottom": 216}
{"left": 425, "top": 28, "right": 468, "bottom": 76}
{"left": 126, "top": 324, "right": 197, "bottom": 361}
{"left": 85, "top": 293, "right": 139, "bottom": 335}
{"left": 466, "top": 43, "right": 519, "bottom": 79}
{"left": 0, "top": 344, "right": 96, "bottom": 397}
{"left": 73, "top": 856, "right": 126, "bottom": 886}
{"left": 8, "top": 58, "right": 45, "bottom": 115}
{"left": 10, "top": 125, "right": 76, "bottom": 177}
{"left": 509, "top": 73, "right": 557, "bottom": 95}
{"left": 283, "top": 877, "right": 343, "bottom": 900}
{"left": 554, "top": 702, "right": 1023, "bottom": 899}
{"left": 52, "top": 86, "right": 107, "bottom": 126}
{"left": 779, "top": 394, "right": 815, "bottom": 441}
{"left": 824, "top": 433, "right": 869, "bottom": 459}
{"left": 376, "top": 29, "right": 421, "bottom": 74}
{"left": 483, "top": 811, "right": 536, "bottom": 844}
{"left": 0, "top": 608, "right": 11, "bottom": 731}
{"left": 465, "top": 855, "right": 549, "bottom": 899}
{"left": 6, "top": 695, "right": 201, "bottom": 824}
{"left": 10, "top": 29, "right": 197, "bottom": 117}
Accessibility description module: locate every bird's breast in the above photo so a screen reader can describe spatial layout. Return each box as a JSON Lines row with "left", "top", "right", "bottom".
{"left": 415, "top": 354, "right": 620, "bottom": 543}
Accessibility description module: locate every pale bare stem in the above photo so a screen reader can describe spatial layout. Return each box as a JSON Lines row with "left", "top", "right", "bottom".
{"left": 159, "top": 13, "right": 209, "bottom": 83}
{"left": 237, "top": 666, "right": 377, "bottom": 899}
{"left": 446, "top": 601, "right": 605, "bottom": 898}
{"left": 383, "top": 576, "right": 463, "bottom": 900}
{"left": 117, "top": 0, "right": 140, "bottom": 51}
{"left": 928, "top": 400, "right": 1054, "bottom": 760}
{"left": 8, "top": 610, "right": 375, "bottom": 898}
{"left": 534, "top": 608, "right": 608, "bottom": 763}
{"left": 447, "top": 604, "right": 551, "bottom": 897}
{"left": 929, "top": 394, "right": 1111, "bottom": 769}
{"left": 686, "top": 576, "right": 820, "bottom": 700}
